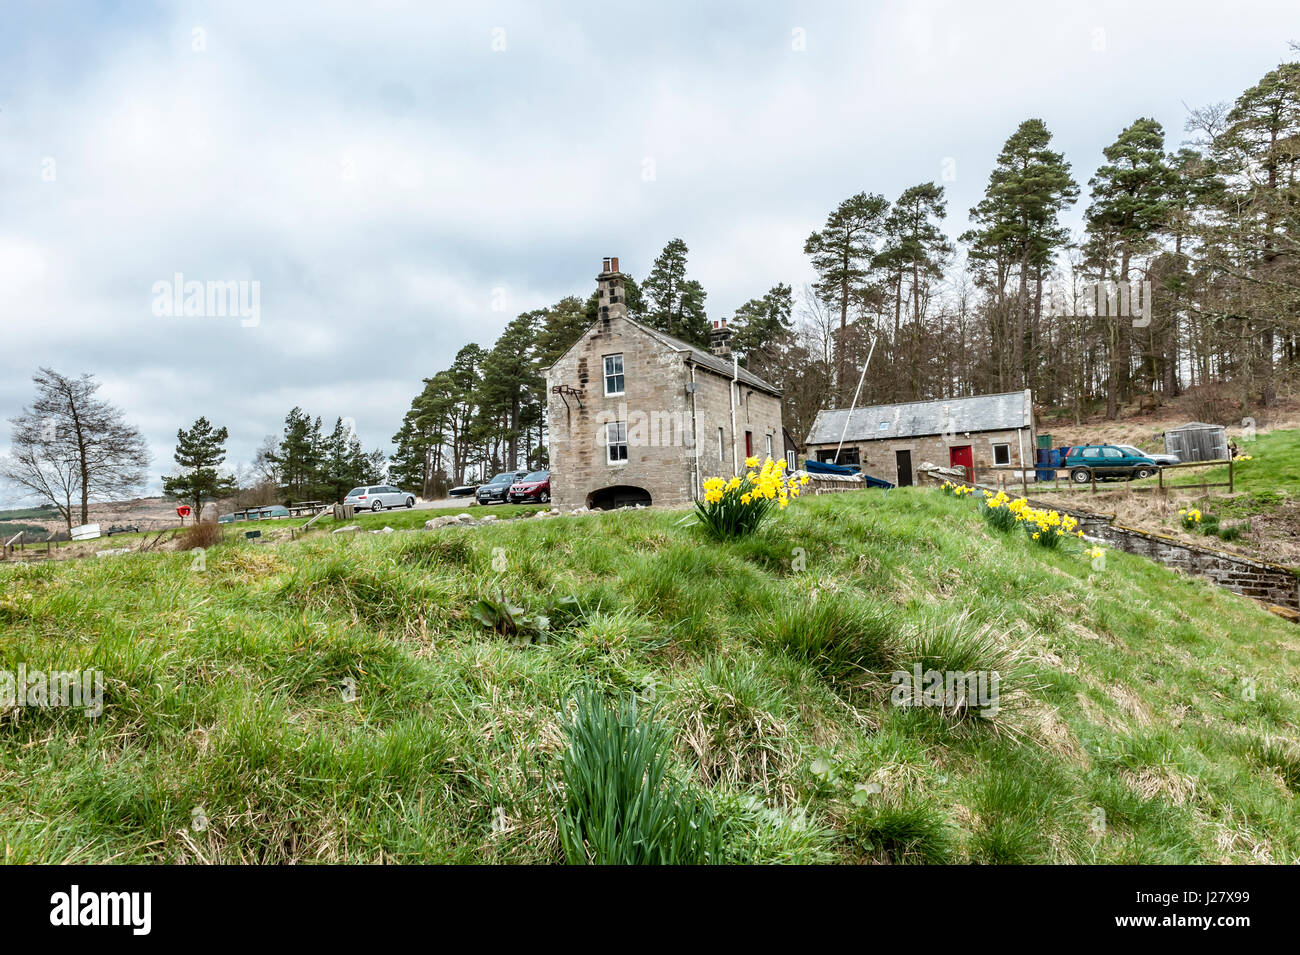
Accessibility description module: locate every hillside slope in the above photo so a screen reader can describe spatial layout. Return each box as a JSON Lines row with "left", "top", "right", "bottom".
{"left": 1, "top": 490, "right": 1297, "bottom": 864}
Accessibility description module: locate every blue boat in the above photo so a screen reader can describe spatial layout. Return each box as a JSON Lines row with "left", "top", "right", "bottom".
{"left": 803, "top": 459, "right": 894, "bottom": 489}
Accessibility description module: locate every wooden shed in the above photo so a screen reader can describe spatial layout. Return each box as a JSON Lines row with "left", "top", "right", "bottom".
{"left": 1164, "top": 422, "right": 1229, "bottom": 462}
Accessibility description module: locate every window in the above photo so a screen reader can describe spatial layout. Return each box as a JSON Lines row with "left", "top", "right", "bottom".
{"left": 606, "top": 421, "right": 628, "bottom": 463}
{"left": 1082, "top": 447, "right": 1102, "bottom": 459}
{"left": 604, "top": 354, "right": 624, "bottom": 396}
{"left": 786, "top": 450, "right": 797, "bottom": 470}
{"left": 765, "top": 433, "right": 774, "bottom": 459}
{"left": 745, "top": 431, "right": 753, "bottom": 458}
{"left": 878, "top": 421, "right": 891, "bottom": 431}
{"left": 717, "top": 427, "right": 725, "bottom": 460}
{"left": 992, "top": 443, "right": 1011, "bottom": 466}
{"left": 1102, "top": 447, "right": 1123, "bottom": 459}
{"left": 817, "top": 448, "right": 859, "bottom": 466}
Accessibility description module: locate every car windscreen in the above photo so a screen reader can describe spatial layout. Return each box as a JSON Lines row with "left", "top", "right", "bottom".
{"left": 523, "top": 471, "right": 548, "bottom": 482}
{"left": 489, "top": 473, "right": 515, "bottom": 484}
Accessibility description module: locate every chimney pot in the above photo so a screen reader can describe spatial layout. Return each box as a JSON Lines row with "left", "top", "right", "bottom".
{"left": 610, "top": 256, "right": 619, "bottom": 273}
{"left": 602, "top": 257, "right": 611, "bottom": 272}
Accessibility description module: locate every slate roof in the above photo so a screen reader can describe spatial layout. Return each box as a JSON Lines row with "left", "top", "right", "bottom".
{"left": 806, "top": 390, "right": 1032, "bottom": 444}
{"left": 624, "top": 318, "right": 781, "bottom": 396}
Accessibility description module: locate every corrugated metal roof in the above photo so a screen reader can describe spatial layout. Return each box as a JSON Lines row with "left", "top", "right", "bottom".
{"left": 806, "top": 390, "right": 1032, "bottom": 444}
{"left": 626, "top": 318, "right": 781, "bottom": 396}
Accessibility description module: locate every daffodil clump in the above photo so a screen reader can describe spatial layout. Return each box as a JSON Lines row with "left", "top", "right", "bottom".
{"left": 1179, "top": 507, "right": 1202, "bottom": 531}
{"left": 695, "top": 456, "right": 809, "bottom": 539}
{"left": 1014, "top": 502, "right": 1080, "bottom": 549}
{"left": 940, "top": 480, "right": 975, "bottom": 497}
{"left": 952, "top": 485, "right": 1096, "bottom": 560}
{"left": 978, "top": 490, "right": 1020, "bottom": 532}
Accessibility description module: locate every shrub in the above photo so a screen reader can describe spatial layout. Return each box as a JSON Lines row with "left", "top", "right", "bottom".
{"left": 179, "top": 521, "right": 223, "bottom": 551}
{"left": 556, "top": 688, "right": 726, "bottom": 865}
{"left": 693, "top": 456, "right": 807, "bottom": 540}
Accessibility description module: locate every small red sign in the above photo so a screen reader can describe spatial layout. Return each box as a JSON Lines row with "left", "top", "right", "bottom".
{"left": 176, "top": 505, "right": 192, "bottom": 517}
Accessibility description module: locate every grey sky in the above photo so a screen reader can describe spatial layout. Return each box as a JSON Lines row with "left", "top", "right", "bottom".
{"left": 1, "top": 0, "right": 1293, "bottom": 500}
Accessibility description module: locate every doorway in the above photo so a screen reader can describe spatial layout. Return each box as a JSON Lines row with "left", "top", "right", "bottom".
{"left": 949, "top": 445, "right": 973, "bottom": 477}
{"left": 895, "top": 450, "right": 913, "bottom": 487}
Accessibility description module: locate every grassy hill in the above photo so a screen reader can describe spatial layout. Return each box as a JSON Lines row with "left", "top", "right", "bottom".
{"left": 1, "top": 489, "right": 1297, "bottom": 864}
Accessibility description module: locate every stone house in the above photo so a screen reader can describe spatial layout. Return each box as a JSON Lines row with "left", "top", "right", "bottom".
{"left": 545, "top": 257, "right": 784, "bottom": 509}
{"left": 803, "top": 390, "right": 1036, "bottom": 486}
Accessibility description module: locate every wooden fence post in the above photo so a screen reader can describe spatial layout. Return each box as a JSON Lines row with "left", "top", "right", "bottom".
{"left": 1229, "top": 457, "right": 1234, "bottom": 493}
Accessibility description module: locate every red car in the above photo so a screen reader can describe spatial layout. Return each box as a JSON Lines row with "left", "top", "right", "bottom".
{"left": 508, "top": 470, "right": 551, "bottom": 503}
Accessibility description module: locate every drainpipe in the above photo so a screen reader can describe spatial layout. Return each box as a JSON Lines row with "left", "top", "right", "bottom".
{"left": 689, "top": 364, "right": 700, "bottom": 500}
{"left": 730, "top": 354, "right": 739, "bottom": 476}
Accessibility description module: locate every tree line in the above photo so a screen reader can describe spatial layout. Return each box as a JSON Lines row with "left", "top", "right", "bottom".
{"left": 395, "top": 55, "right": 1297, "bottom": 492}
{"left": 1, "top": 369, "right": 391, "bottom": 528}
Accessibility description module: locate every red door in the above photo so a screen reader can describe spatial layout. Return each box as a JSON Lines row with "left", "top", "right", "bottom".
{"left": 949, "top": 445, "right": 973, "bottom": 475}
{"left": 745, "top": 431, "right": 752, "bottom": 458}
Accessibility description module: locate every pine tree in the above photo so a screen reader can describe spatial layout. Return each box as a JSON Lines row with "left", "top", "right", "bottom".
{"left": 963, "top": 119, "right": 1078, "bottom": 392}
{"left": 161, "top": 416, "right": 237, "bottom": 520}
{"left": 642, "top": 239, "right": 710, "bottom": 346}
{"left": 730, "top": 283, "right": 793, "bottom": 378}
{"left": 804, "top": 193, "right": 890, "bottom": 402}
{"left": 1084, "top": 118, "right": 1174, "bottom": 414}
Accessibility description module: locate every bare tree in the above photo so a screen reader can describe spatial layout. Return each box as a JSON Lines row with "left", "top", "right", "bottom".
{"left": 2, "top": 368, "right": 149, "bottom": 532}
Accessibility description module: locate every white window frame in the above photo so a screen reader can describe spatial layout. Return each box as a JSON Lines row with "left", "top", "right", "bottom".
{"left": 717, "top": 427, "right": 725, "bottom": 462}
{"left": 992, "top": 442, "right": 1011, "bottom": 466}
{"left": 786, "top": 449, "right": 797, "bottom": 470}
{"left": 603, "top": 354, "right": 625, "bottom": 397}
{"left": 606, "top": 421, "right": 628, "bottom": 464}
{"left": 765, "top": 433, "right": 774, "bottom": 459}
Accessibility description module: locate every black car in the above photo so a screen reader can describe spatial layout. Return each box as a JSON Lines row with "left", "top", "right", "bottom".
{"left": 476, "top": 470, "right": 528, "bottom": 505}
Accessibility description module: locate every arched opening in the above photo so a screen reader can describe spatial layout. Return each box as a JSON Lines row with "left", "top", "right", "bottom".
{"left": 586, "top": 485, "right": 653, "bottom": 511}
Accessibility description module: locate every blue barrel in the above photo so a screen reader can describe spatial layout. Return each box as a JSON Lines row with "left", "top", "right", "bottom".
{"left": 1035, "top": 449, "right": 1060, "bottom": 482}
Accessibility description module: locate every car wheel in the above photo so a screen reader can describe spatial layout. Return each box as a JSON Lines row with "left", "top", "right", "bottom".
{"left": 1071, "top": 468, "right": 1091, "bottom": 484}
{"left": 539, "top": 491, "right": 549, "bottom": 503}
{"left": 406, "top": 497, "right": 415, "bottom": 508}
{"left": 1134, "top": 468, "right": 1155, "bottom": 479}
{"left": 371, "top": 500, "right": 383, "bottom": 512}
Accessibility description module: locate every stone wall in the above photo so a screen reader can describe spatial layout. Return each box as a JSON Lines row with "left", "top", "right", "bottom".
{"left": 1089, "top": 523, "right": 1300, "bottom": 611}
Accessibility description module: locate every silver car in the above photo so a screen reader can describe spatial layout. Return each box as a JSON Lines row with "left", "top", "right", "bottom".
{"left": 1116, "top": 444, "right": 1180, "bottom": 467}
{"left": 344, "top": 485, "right": 416, "bottom": 512}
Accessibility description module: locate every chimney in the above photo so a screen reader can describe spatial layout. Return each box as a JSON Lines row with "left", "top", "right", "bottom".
{"left": 597, "top": 254, "right": 628, "bottom": 323}
{"left": 710, "top": 317, "right": 732, "bottom": 358}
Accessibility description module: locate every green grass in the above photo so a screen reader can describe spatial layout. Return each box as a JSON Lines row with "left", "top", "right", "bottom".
{"left": 1, "top": 489, "right": 1297, "bottom": 864}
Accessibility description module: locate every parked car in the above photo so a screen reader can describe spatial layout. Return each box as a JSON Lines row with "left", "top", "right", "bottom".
{"left": 1063, "top": 445, "right": 1160, "bottom": 483}
{"left": 508, "top": 470, "right": 551, "bottom": 503}
{"left": 448, "top": 484, "right": 479, "bottom": 497}
{"left": 1115, "top": 444, "right": 1180, "bottom": 467}
{"left": 476, "top": 470, "right": 528, "bottom": 505}
{"left": 344, "top": 485, "right": 416, "bottom": 512}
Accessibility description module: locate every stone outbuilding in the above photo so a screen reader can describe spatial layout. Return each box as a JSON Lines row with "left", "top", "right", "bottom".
{"left": 544, "top": 257, "right": 784, "bottom": 510}
{"left": 803, "top": 390, "right": 1036, "bottom": 486}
